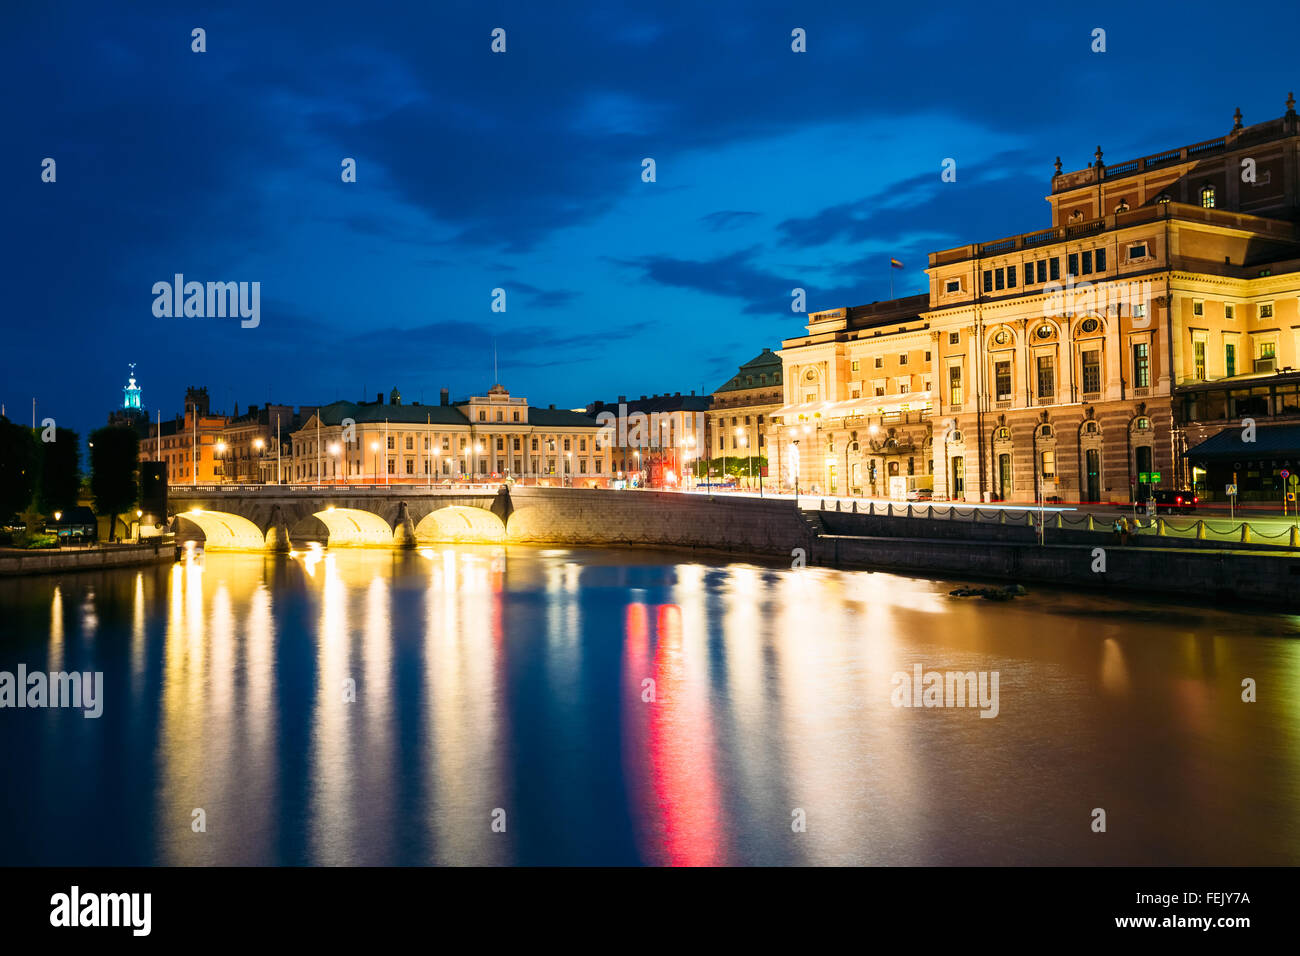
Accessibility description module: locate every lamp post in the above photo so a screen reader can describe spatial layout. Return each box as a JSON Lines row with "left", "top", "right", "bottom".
{"left": 433, "top": 446, "right": 441, "bottom": 485}
{"left": 329, "top": 442, "right": 342, "bottom": 484}
{"left": 370, "top": 441, "right": 379, "bottom": 485}
{"left": 253, "top": 437, "right": 265, "bottom": 484}
{"left": 215, "top": 440, "right": 226, "bottom": 485}
{"left": 566, "top": 451, "right": 572, "bottom": 487}
{"left": 792, "top": 439, "right": 801, "bottom": 500}
{"left": 474, "top": 443, "right": 483, "bottom": 484}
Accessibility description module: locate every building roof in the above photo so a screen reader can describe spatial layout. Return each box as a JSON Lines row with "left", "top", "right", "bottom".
{"left": 587, "top": 393, "right": 712, "bottom": 415}
{"left": 1186, "top": 424, "right": 1300, "bottom": 460}
{"left": 714, "top": 348, "right": 783, "bottom": 393}
{"left": 305, "top": 399, "right": 601, "bottom": 429}
{"left": 528, "top": 407, "right": 602, "bottom": 427}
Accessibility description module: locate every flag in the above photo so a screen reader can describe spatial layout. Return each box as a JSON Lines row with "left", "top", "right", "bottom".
{"left": 890, "top": 258, "right": 904, "bottom": 269}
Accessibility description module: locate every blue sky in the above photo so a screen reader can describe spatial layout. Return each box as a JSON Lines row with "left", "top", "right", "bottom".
{"left": 4, "top": 0, "right": 1298, "bottom": 441}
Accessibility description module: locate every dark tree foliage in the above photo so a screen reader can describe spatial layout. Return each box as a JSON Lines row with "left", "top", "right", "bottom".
{"left": 36, "top": 426, "right": 82, "bottom": 515}
{"left": 89, "top": 426, "right": 139, "bottom": 541}
{"left": 0, "top": 416, "right": 39, "bottom": 522}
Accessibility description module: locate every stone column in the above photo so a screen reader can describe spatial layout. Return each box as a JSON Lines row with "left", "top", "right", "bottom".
{"left": 392, "top": 500, "right": 417, "bottom": 549}
{"left": 264, "top": 504, "right": 291, "bottom": 552}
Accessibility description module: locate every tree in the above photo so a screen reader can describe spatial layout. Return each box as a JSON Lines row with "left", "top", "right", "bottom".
{"left": 36, "top": 426, "right": 82, "bottom": 515}
{"left": 89, "top": 426, "right": 139, "bottom": 541}
{"left": 0, "top": 416, "right": 39, "bottom": 523}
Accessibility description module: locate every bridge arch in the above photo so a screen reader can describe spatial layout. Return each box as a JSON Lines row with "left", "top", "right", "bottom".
{"left": 311, "top": 507, "right": 394, "bottom": 547}
{"left": 416, "top": 506, "right": 506, "bottom": 543}
{"left": 175, "top": 509, "right": 268, "bottom": 550}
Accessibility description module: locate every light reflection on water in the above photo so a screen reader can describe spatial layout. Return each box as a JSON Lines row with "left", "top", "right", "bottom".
{"left": 1, "top": 545, "right": 1298, "bottom": 866}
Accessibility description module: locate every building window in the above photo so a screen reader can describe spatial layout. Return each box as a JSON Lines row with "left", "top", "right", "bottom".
{"left": 1082, "top": 250, "right": 1093, "bottom": 274}
{"left": 387, "top": 459, "right": 395, "bottom": 474}
{"left": 851, "top": 360, "right": 860, "bottom": 371}
{"left": 405, "top": 459, "right": 414, "bottom": 474}
{"left": 1260, "top": 302, "right": 1274, "bottom": 319}
{"left": 1082, "top": 351, "right": 1101, "bottom": 394}
{"left": 580, "top": 438, "right": 587, "bottom": 451}
{"left": 1036, "top": 260, "right": 1047, "bottom": 283}
{"left": 948, "top": 332, "right": 960, "bottom": 345}
{"left": 1095, "top": 248, "right": 1106, "bottom": 271}
{"left": 983, "top": 270, "right": 993, "bottom": 293}
{"left": 945, "top": 279, "right": 960, "bottom": 293}
{"left": 478, "top": 410, "right": 486, "bottom": 421}
{"left": 1132, "top": 343, "right": 1150, "bottom": 388}
{"left": 1256, "top": 341, "right": 1277, "bottom": 372}
{"left": 1024, "top": 263, "right": 1034, "bottom": 285}
{"left": 563, "top": 438, "right": 571, "bottom": 451}
{"left": 513, "top": 411, "right": 520, "bottom": 422}
{"left": 951, "top": 456, "right": 965, "bottom": 498}
{"left": 1225, "top": 304, "right": 1235, "bottom": 319}
{"left": 1068, "top": 253, "right": 1079, "bottom": 276}
{"left": 899, "top": 353, "right": 908, "bottom": 365}
{"left": 1200, "top": 185, "right": 1216, "bottom": 208}
{"left": 1049, "top": 258, "right": 1060, "bottom": 281}
{"left": 1225, "top": 342, "right": 1237, "bottom": 377}
{"left": 1036, "top": 355, "right": 1055, "bottom": 400}
{"left": 994, "top": 268, "right": 1004, "bottom": 291}
{"left": 874, "top": 357, "right": 884, "bottom": 368}
{"left": 405, "top": 436, "right": 414, "bottom": 450}
{"left": 995, "top": 360, "right": 1012, "bottom": 401}
{"left": 1133, "top": 303, "right": 1147, "bottom": 319}
{"left": 1193, "top": 300, "right": 1204, "bottom": 316}
{"left": 949, "top": 366, "right": 963, "bottom": 405}
{"left": 875, "top": 386, "right": 885, "bottom": 396}
{"left": 1041, "top": 449, "right": 1056, "bottom": 478}
{"left": 924, "top": 350, "right": 932, "bottom": 361}
{"left": 1128, "top": 242, "right": 1148, "bottom": 261}
{"left": 496, "top": 437, "right": 504, "bottom": 451}
{"left": 1193, "top": 340, "right": 1206, "bottom": 380}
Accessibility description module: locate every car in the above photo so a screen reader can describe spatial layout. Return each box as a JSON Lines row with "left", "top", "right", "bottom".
{"left": 1153, "top": 489, "right": 1198, "bottom": 515}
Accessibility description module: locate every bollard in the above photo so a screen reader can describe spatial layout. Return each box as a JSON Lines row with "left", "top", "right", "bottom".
{"left": 836, "top": 499, "right": 842, "bottom": 512}
{"left": 868, "top": 501, "right": 875, "bottom": 516}
{"left": 852, "top": 500, "right": 858, "bottom": 514}
{"left": 1196, "top": 520, "right": 1206, "bottom": 540}
{"left": 999, "top": 510, "right": 1007, "bottom": 525}
{"left": 1054, "top": 513, "right": 1063, "bottom": 529}
{"left": 1291, "top": 526, "right": 1299, "bottom": 548}
{"left": 820, "top": 499, "right": 826, "bottom": 511}
{"left": 887, "top": 503, "right": 894, "bottom": 518}
{"left": 1026, "top": 511, "right": 1034, "bottom": 527}
{"left": 906, "top": 504, "right": 913, "bottom": 518}
{"left": 1241, "top": 522, "right": 1250, "bottom": 544}
{"left": 1156, "top": 518, "right": 1165, "bottom": 536}
{"left": 1086, "top": 514, "right": 1095, "bottom": 531}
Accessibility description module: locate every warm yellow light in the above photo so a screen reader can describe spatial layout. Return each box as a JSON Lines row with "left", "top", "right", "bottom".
{"left": 329, "top": 443, "right": 340, "bottom": 455}
{"left": 136, "top": 510, "right": 143, "bottom": 517}
{"left": 370, "top": 442, "right": 379, "bottom": 451}
{"left": 253, "top": 438, "right": 265, "bottom": 450}
{"left": 326, "top": 505, "right": 336, "bottom": 512}
{"left": 215, "top": 441, "right": 226, "bottom": 453}
{"left": 475, "top": 443, "right": 483, "bottom": 453}
{"left": 189, "top": 506, "right": 200, "bottom": 514}
{"left": 433, "top": 447, "right": 441, "bottom": 456}
{"left": 54, "top": 511, "right": 62, "bottom": 521}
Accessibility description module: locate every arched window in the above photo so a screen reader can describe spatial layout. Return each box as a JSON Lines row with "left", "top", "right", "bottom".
{"left": 950, "top": 430, "right": 964, "bottom": 444}
{"left": 1135, "top": 417, "right": 1152, "bottom": 431}
{"left": 1200, "top": 185, "right": 1216, "bottom": 209}
{"left": 994, "top": 426, "right": 1010, "bottom": 441}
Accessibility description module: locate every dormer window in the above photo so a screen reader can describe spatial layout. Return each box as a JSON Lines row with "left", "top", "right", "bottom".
{"left": 945, "top": 278, "right": 961, "bottom": 294}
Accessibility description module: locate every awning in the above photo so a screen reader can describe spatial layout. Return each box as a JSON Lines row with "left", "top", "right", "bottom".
{"left": 1186, "top": 424, "right": 1300, "bottom": 461}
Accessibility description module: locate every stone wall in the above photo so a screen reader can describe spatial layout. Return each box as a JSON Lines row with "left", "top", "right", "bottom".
{"left": 0, "top": 540, "right": 174, "bottom": 576}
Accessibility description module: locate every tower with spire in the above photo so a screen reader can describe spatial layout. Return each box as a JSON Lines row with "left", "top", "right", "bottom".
{"left": 108, "top": 363, "right": 147, "bottom": 427}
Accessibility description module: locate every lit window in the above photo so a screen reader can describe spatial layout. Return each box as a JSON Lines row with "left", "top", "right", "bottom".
{"left": 1200, "top": 185, "right": 1216, "bottom": 208}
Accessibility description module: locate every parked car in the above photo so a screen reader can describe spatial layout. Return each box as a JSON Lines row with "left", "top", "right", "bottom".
{"left": 1153, "top": 489, "right": 1198, "bottom": 515}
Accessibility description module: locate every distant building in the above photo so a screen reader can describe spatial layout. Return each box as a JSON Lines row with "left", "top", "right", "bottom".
{"left": 107, "top": 364, "right": 148, "bottom": 429}
{"left": 139, "top": 386, "right": 229, "bottom": 485}
{"left": 705, "top": 348, "right": 783, "bottom": 487}
{"left": 289, "top": 384, "right": 610, "bottom": 486}
{"left": 586, "top": 391, "right": 710, "bottom": 488}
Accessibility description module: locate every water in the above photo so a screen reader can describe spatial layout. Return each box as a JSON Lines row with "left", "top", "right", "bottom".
{"left": 1, "top": 545, "right": 1298, "bottom": 866}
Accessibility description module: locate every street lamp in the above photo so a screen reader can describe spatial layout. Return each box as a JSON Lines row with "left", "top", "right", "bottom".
{"left": 370, "top": 441, "right": 379, "bottom": 484}
{"left": 432, "top": 445, "right": 440, "bottom": 486}
{"left": 215, "top": 440, "right": 227, "bottom": 485}
{"left": 329, "top": 442, "right": 342, "bottom": 484}
{"left": 253, "top": 437, "right": 265, "bottom": 485}
{"left": 566, "top": 450, "right": 573, "bottom": 487}
{"left": 474, "top": 443, "right": 483, "bottom": 483}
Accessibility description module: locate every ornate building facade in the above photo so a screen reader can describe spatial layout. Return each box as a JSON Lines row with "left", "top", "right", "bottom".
{"left": 774, "top": 98, "right": 1300, "bottom": 504}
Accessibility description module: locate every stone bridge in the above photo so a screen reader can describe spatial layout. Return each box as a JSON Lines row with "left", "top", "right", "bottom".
{"left": 163, "top": 484, "right": 815, "bottom": 555}
{"left": 167, "top": 485, "right": 511, "bottom": 550}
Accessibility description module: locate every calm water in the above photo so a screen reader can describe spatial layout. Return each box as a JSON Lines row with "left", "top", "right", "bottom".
{"left": 1, "top": 545, "right": 1298, "bottom": 866}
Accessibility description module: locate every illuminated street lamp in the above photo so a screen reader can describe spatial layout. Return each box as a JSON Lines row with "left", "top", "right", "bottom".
{"left": 215, "top": 440, "right": 227, "bottom": 484}
{"left": 566, "top": 450, "right": 573, "bottom": 487}
{"left": 329, "top": 442, "right": 342, "bottom": 484}
{"left": 253, "top": 437, "right": 266, "bottom": 485}
{"left": 370, "top": 441, "right": 379, "bottom": 484}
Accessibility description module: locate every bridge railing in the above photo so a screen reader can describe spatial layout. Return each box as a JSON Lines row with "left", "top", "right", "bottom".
{"left": 173, "top": 483, "right": 507, "bottom": 494}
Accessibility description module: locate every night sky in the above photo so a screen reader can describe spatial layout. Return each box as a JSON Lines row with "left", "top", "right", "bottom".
{"left": 5, "top": 0, "right": 1298, "bottom": 444}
